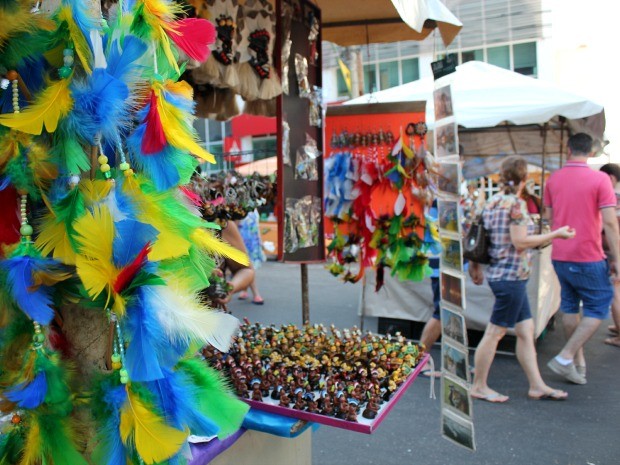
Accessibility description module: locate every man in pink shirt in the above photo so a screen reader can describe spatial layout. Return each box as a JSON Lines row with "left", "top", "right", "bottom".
{"left": 543, "top": 133, "right": 620, "bottom": 384}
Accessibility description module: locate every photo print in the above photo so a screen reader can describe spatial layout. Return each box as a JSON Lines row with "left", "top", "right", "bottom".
{"left": 435, "top": 121, "right": 459, "bottom": 158}
{"left": 442, "top": 340, "right": 470, "bottom": 382}
{"left": 437, "top": 162, "right": 461, "bottom": 198}
{"left": 442, "top": 409, "right": 476, "bottom": 451}
{"left": 441, "top": 307, "right": 467, "bottom": 347}
{"left": 440, "top": 237, "right": 463, "bottom": 273}
{"left": 442, "top": 374, "right": 472, "bottom": 418}
{"left": 440, "top": 271, "right": 465, "bottom": 310}
{"left": 434, "top": 85, "right": 454, "bottom": 121}
{"left": 438, "top": 199, "right": 460, "bottom": 235}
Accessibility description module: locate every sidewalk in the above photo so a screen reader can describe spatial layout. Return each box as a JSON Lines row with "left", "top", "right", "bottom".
{"left": 228, "top": 262, "right": 620, "bottom": 465}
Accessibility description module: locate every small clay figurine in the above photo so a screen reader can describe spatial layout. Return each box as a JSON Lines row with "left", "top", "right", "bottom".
{"left": 362, "top": 396, "right": 379, "bottom": 420}
{"left": 279, "top": 390, "right": 291, "bottom": 407}
{"left": 306, "top": 399, "right": 319, "bottom": 413}
{"left": 321, "top": 397, "right": 334, "bottom": 416}
{"left": 293, "top": 396, "right": 306, "bottom": 410}
{"left": 345, "top": 404, "right": 358, "bottom": 422}
{"left": 251, "top": 386, "right": 263, "bottom": 402}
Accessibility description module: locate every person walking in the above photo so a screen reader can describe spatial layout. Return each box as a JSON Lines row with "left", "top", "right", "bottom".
{"left": 237, "top": 208, "right": 266, "bottom": 305}
{"left": 599, "top": 163, "right": 620, "bottom": 347}
{"left": 544, "top": 133, "right": 620, "bottom": 384}
{"left": 469, "top": 155, "right": 574, "bottom": 402}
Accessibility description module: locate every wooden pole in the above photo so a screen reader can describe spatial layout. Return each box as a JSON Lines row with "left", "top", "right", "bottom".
{"left": 301, "top": 264, "right": 309, "bottom": 324}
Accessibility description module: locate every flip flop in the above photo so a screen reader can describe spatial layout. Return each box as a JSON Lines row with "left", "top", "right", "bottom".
{"left": 421, "top": 369, "right": 442, "bottom": 378}
{"left": 528, "top": 389, "right": 567, "bottom": 401}
{"left": 252, "top": 299, "right": 264, "bottom": 305}
{"left": 238, "top": 292, "right": 249, "bottom": 301}
{"left": 604, "top": 337, "right": 620, "bottom": 348}
{"left": 471, "top": 392, "right": 509, "bottom": 403}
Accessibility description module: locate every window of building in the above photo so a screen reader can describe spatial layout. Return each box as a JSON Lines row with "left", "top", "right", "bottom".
{"left": 379, "top": 61, "right": 399, "bottom": 90}
{"left": 487, "top": 45, "right": 510, "bottom": 69}
{"left": 513, "top": 42, "right": 537, "bottom": 76}
{"left": 252, "top": 136, "right": 277, "bottom": 160}
{"left": 363, "top": 64, "right": 377, "bottom": 94}
{"left": 461, "top": 48, "right": 483, "bottom": 63}
{"left": 336, "top": 68, "right": 350, "bottom": 97}
{"left": 401, "top": 58, "right": 419, "bottom": 84}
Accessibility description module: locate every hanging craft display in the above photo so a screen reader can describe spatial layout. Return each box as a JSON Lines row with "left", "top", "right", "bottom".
{"left": 324, "top": 117, "right": 440, "bottom": 285}
{"left": 284, "top": 195, "right": 321, "bottom": 253}
{"left": 295, "top": 134, "right": 321, "bottom": 180}
{"left": 0, "top": 1, "right": 250, "bottom": 463}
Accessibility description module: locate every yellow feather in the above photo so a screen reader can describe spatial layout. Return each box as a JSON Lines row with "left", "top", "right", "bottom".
{"left": 19, "top": 417, "right": 42, "bottom": 465}
{"left": 155, "top": 84, "right": 215, "bottom": 163}
{"left": 73, "top": 205, "right": 118, "bottom": 300}
{"left": 191, "top": 228, "right": 249, "bottom": 266}
{"left": 119, "top": 388, "right": 188, "bottom": 464}
{"left": 56, "top": 6, "right": 93, "bottom": 74}
{"left": 35, "top": 219, "right": 77, "bottom": 265}
{"left": 78, "top": 179, "right": 113, "bottom": 206}
{"left": 0, "top": 131, "right": 31, "bottom": 167}
{"left": 0, "top": 79, "right": 73, "bottom": 135}
{"left": 121, "top": 176, "right": 191, "bottom": 260}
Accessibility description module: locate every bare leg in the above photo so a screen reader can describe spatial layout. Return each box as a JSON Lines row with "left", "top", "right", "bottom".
{"left": 604, "top": 284, "right": 620, "bottom": 347}
{"left": 515, "top": 319, "right": 567, "bottom": 399}
{"left": 559, "top": 315, "right": 602, "bottom": 360}
{"left": 420, "top": 318, "right": 442, "bottom": 350}
{"left": 561, "top": 313, "right": 585, "bottom": 367}
{"left": 249, "top": 280, "right": 263, "bottom": 302}
{"left": 471, "top": 323, "right": 509, "bottom": 401}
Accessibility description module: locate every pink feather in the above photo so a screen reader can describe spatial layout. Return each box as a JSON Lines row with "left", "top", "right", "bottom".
{"left": 168, "top": 18, "right": 216, "bottom": 63}
{"left": 179, "top": 186, "right": 202, "bottom": 207}
{"left": 141, "top": 92, "right": 167, "bottom": 155}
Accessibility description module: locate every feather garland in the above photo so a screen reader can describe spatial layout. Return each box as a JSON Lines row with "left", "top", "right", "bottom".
{"left": 119, "top": 387, "right": 188, "bottom": 464}
{"left": 0, "top": 79, "right": 73, "bottom": 135}
{"left": 144, "top": 285, "right": 238, "bottom": 352}
{"left": 55, "top": 4, "right": 95, "bottom": 74}
{"left": 168, "top": 18, "right": 216, "bottom": 63}
{"left": 4, "top": 371, "right": 47, "bottom": 409}
{"left": 21, "top": 413, "right": 88, "bottom": 465}
{"left": 73, "top": 204, "right": 117, "bottom": 302}
{"left": 92, "top": 383, "right": 129, "bottom": 465}
{"left": 1, "top": 253, "right": 57, "bottom": 325}
{"left": 113, "top": 219, "right": 159, "bottom": 268}
{"left": 191, "top": 228, "right": 250, "bottom": 266}
{"left": 176, "top": 358, "right": 249, "bottom": 438}
{"left": 106, "top": 36, "right": 148, "bottom": 83}
{"left": 159, "top": 245, "right": 215, "bottom": 294}
{"left": 148, "top": 368, "right": 219, "bottom": 437}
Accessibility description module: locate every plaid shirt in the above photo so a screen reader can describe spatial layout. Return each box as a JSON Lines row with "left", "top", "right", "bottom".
{"left": 482, "top": 193, "right": 533, "bottom": 282}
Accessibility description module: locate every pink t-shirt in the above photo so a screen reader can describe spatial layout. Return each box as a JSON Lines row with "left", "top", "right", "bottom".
{"left": 543, "top": 161, "right": 616, "bottom": 262}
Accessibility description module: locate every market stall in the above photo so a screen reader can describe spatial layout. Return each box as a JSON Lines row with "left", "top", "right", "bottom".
{"left": 346, "top": 61, "right": 605, "bottom": 336}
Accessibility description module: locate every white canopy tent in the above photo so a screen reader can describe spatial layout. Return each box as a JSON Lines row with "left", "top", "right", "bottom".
{"left": 345, "top": 61, "right": 606, "bottom": 178}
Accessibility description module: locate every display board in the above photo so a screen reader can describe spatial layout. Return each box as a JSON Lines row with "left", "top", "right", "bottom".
{"left": 276, "top": 0, "right": 325, "bottom": 262}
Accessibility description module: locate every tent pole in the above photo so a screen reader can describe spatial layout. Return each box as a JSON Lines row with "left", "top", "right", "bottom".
{"left": 559, "top": 117, "right": 565, "bottom": 168}
{"left": 539, "top": 123, "right": 548, "bottom": 233}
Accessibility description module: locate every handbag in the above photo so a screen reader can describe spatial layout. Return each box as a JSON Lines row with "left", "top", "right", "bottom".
{"left": 463, "top": 214, "right": 491, "bottom": 264}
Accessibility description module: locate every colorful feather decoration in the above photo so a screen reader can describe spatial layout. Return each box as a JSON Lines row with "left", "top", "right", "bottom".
{"left": 119, "top": 387, "right": 188, "bottom": 464}
{"left": 191, "top": 228, "right": 250, "bottom": 266}
{"left": 168, "top": 17, "right": 216, "bottom": 63}
{"left": 138, "top": 80, "right": 214, "bottom": 162}
{"left": 4, "top": 371, "right": 47, "bottom": 409}
{"left": 143, "top": 284, "right": 238, "bottom": 352}
{"left": 0, "top": 79, "right": 73, "bottom": 135}
{"left": 21, "top": 413, "right": 88, "bottom": 465}
{"left": 91, "top": 382, "right": 129, "bottom": 465}
{"left": 176, "top": 358, "right": 250, "bottom": 439}
{"left": 55, "top": 2, "right": 96, "bottom": 74}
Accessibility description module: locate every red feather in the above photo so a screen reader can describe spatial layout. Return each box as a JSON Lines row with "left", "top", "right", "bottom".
{"left": 113, "top": 242, "right": 151, "bottom": 294}
{"left": 48, "top": 326, "right": 74, "bottom": 359}
{"left": 141, "top": 92, "right": 167, "bottom": 155}
{"left": 168, "top": 18, "right": 216, "bottom": 63}
{"left": 179, "top": 186, "right": 202, "bottom": 207}
{"left": 0, "top": 186, "right": 20, "bottom": 256}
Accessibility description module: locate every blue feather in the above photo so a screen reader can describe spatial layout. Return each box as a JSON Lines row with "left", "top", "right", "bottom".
{"left": 69, "top": 69, "right": 129, "bottom": 145}
{"left": 127, "top": 123, "right": 198, "bottom": 191}
{"left": 95, "top": 385, "right": 128, "bottom": 465}
{"left": 163, "top": 89, "right": 195, "bottom": 114}
{"left": 106, "top": 37, "right": 147, "bottom": 81}
{"left": 4, "top": 372, "right": 48, "bottom": 409}
{"left": 62, "top": 0, "right": 99, "bottom": 48}
{"left": 112, "top": 220, "right": 158, "bottom": 268}
{"left": 124, "top": 288, "right": 173, "bottom": 382}
{"left": 1, "top": 256, "right": 55, "bottom": 325}
{"left": 0, "top": 176, "right": 10, "bottom": 190}
{"left": 148, "top": 369, "right": 220, "bottom": 437}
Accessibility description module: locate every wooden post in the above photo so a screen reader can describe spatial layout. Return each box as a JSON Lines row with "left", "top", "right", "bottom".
{"left": 301, "top": 264, "right": 309, "bottom": 324}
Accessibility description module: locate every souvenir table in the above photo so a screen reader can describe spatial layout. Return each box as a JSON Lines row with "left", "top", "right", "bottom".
{"left": 361, "top": 247, "right": 560, "bottom": 338}
{"left": 204, "top": 322, "right": 429, "bottom": 435}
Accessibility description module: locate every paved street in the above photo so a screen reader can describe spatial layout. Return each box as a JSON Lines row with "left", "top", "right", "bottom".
{"left": 228, "top": 261, "right": 620, "bottom": 465}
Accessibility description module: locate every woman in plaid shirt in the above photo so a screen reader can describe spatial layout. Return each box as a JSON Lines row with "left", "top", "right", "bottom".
{"left": 468, "top": 156, "right": 575, "bottom": 402}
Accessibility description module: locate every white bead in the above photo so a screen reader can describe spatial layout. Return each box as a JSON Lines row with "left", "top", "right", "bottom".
{"left": 0, "top": 79, "right": 9, "bottom": 90}
{"left": 69, "top": 175, "right": 80, "bottom": 185}
{"left": 63, "top": 55, "right": 74, "bottom": 66}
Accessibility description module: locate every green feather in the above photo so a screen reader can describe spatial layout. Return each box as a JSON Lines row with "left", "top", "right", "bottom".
{"left": 159, "top": 246, "right": 216, "bottom": 294}
{"left": 176, "top": 358, "right": 249, "bottom": 438}
{"left": 5, "top": 153, "right": 38, "bottom": 200}
{"left": 36, "top": 414, "right": 88, "bottom": 465}
{"left": 54, "top": 187, "right": 86, "bottom": 250}
{"left": 52, "top": 126, "right": 90, "bottom": 175}
{"left": 0, "top": 427, "right": 25, "bottom": 465}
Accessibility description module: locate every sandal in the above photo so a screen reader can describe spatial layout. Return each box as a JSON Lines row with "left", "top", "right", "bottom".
{"left": 528, "top": 389, "right": 568, "bottom": 401}
{"left": 238, "top": 292, "right": 249, "bottom": 300}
